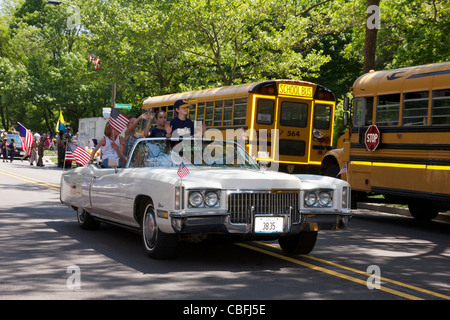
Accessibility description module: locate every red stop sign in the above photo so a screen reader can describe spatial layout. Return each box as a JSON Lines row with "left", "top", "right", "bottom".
{"left": 365, "top": 125, "right": 380, "bottom": 151}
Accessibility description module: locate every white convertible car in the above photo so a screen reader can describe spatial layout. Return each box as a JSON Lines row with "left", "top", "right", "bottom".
{"left": 60, "top": 138, "right": 351, "bottom": 259}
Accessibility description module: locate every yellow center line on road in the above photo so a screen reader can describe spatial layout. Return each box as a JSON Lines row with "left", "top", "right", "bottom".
{"left": 0, "top": 169, "right": 60, "bottom": 191}
{"left": 237, "top": 242, "right": 435, "bottom": 300}
{"left": 256, "top": 242, "right": 450, "bottom": 300}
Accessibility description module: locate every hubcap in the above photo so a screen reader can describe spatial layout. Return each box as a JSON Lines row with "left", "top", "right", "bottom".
{"left": 143, "top": 208, "right": 157, "bottom": 249}
{"left": 77, "top": 208, "right": 85, "bottom": 223}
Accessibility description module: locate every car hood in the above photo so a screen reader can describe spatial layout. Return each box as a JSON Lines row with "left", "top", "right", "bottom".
{"left": 133, "top": 167, "right": 302, "bottom": 190}
{"left": 292, "top": 174, "right": 350, "bottom": 190}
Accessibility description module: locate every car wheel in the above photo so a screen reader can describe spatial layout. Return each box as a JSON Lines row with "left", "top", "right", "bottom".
{"left": 77, "top": 207, "right": 100, "bottom": 230}
{"left": 278, "top": 231, "right": 318, "bottom": 254}
{"left": 142, "top": 202, "right": 178, "bottom": 259}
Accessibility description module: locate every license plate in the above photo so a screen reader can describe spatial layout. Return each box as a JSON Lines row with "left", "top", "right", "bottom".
{"left": 254, "top": 217, "right": 284, "bottom": 233}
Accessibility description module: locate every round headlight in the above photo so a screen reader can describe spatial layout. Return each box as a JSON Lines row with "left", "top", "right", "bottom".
{"left": 305, "top": 192, "right": 317, "bottom": 207}
{"left": 188, "top": 191, "right": 203, "bottom": 207}
{"left": 318, "top": 191, "right": 332, "bottom": 207}
{"left": 204, "top": 191, "right": 219, "bottom": 207}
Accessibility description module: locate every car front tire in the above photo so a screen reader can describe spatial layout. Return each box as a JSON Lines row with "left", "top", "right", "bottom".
{"left": 142, "top": 202, "right": 178, "bottom": 259}
{"left": 278, "top": 231, "right": 318, "bottom": 254}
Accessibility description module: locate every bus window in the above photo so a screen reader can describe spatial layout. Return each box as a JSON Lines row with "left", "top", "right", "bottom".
{"left": 167, "top": 105, "right": 174, "bottom": 119}
{"left": 280, "top": 101, "right": 308, "bottom": 127}
{"left": 376, "top": 94, "right": 400, "bottom": 126}
{"left": 314, "top": 104, "right": 331, "bottom": 129}
{"left": 214, "top": 100, "right": 223, "bottom": 126}
{"left": 279, "top": 139, "right": 306, "bottom": 156}
{"left": 189, "top": 102, "right": 196, "bottom": 120}
{"left": 402, "top": 91, "right": 429, "bottom": 126}
{"left": 223, "top": 99, "right": 233, "bottom": 126}
{"left": 353, "top": 97, "right": 373, "bottom": 126}
{"left": 233, "top": 98, "right": 247, "bottom": 126}
{"left": 197, "top": 102, "right": 205, "bottom": 123}
{"left": 256, "top": 99, "right": 274, "bottom": 125}
{"left": 205, "top": 101, "right": 214, "bottom": 126}
{"left": 432, "top": 89, "right": 450, "bottom": 125}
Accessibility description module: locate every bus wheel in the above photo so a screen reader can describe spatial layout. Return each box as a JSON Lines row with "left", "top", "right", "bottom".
{"left": 323, "top": 164, "right": 340, "bottom": 178}
{"left": 278, "top": 231, "right": 318, "bottom": 254}
{"left": 408, "top": 200, "right": 439, "bottom": 221}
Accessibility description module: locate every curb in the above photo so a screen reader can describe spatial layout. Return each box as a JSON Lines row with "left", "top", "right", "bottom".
{"left": 357, "top": 202, "right": 450, "bottom": 223}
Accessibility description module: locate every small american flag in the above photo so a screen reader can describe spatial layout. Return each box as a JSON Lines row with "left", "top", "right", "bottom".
{"left": 66, "top": 142, "right": 90, "bottom": 166}
{"left": 337, "top": 163, "right": 347, "bottom": 177}
{"left": 177, "top": 161, "right": 190, "bottom": 178}
{"left": 109, "top": 107, "right": 130, "bottom": 133}
{"left": 18, "top": 123, "right": 33, "bottom": 156}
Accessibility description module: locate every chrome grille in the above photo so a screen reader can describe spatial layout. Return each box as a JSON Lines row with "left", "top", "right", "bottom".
{"left": 228, "top": 191, "right": 300, "bottom": 224}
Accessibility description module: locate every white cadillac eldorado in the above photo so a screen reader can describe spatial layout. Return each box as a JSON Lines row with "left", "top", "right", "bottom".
{"left": 60, "top": 138, "right": 351, "bottom": 259}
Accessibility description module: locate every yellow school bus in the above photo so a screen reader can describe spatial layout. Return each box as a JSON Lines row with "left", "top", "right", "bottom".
{"left": 142, "top": 80, "right": 336, "bottom": 174}
{"left": 321, "top": 62, "right": 450, "bottom": 220}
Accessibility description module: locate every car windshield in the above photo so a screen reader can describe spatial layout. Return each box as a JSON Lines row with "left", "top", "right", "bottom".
{"left": 128, "top": 138, "right": 259, "bottom": 169}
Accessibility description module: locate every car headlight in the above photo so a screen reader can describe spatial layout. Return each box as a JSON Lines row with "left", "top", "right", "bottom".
{"left": 205, "top": 191, "right": 219, "bottom": 207}
{"left": 188, "top": 190, "right": 220, "bottom": 208}
{"left": 188, "top": 191, "right": 203, "bottom": 208}
{"left": 318, "top": 191, "right": 332, "bottom": 207}
{"left": 305, "top": 192, "right": 317, "bottom": 207}
{"left": 304, "top": 190, "right": 333, "bottom": 208}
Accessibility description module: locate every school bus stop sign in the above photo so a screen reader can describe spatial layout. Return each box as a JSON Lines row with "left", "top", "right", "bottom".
{"left": 365, "top": 125, "right": 380, "bottom": 151}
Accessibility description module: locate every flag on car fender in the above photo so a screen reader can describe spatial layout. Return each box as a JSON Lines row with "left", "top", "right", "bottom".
{"left": 177, "top": 161, "right": 190, "bottom": 178}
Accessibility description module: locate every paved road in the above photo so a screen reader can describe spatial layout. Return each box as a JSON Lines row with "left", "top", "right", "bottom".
{"left": 0, "top": 159, "right": 449, "bottom": 304}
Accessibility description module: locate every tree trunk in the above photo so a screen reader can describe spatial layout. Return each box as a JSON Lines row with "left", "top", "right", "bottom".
{"left": 363, "top": 0, "right": 381, "bottom": 74}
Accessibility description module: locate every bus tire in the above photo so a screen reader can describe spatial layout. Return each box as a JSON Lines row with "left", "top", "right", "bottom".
{"left": 408, "top": 200, "right": 439, "bottom": 221}
{"left": 323, "top": 164, "right": 340, "bottom": 178}
{"left": 278, "top": 231, "right": 318, "bottom": 254}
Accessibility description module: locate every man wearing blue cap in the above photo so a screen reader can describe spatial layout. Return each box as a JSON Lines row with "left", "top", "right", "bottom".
{"left": 170, "top": 99, "right": 195, "bottom": 137}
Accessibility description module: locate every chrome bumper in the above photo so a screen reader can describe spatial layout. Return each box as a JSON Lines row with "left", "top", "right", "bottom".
{"left": 169, "top": 210, "right": 351, "bottom": 235}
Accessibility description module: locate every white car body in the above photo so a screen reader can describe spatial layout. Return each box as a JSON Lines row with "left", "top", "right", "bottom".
{"left": 60, "top": 138, "right": 351, "bottom": 259}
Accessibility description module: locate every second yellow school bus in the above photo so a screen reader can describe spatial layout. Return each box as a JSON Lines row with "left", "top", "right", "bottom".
{"left": 142, "top": 80, "right": 336, "bottom": 174}
{"left": 321, "top": 62, "right": 450, "bottom": 220}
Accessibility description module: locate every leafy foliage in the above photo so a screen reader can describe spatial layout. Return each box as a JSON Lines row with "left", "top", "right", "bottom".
{"left": 0, "top": 0, "right": 448, "bottom": 139}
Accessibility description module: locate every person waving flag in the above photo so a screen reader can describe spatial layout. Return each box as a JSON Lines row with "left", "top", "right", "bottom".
{"left": 17, "top": 122, "right": 33, "bottom": 156}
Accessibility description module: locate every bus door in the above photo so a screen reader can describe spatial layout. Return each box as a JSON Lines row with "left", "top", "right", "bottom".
{"left": 251, "top": 95, "right": 277, "bottom": 161}
{"left": 277, "top": 97, "right": 312, "bottom": 169}
{"left": 309, "top": 101, "right": 334, "bottom": 164}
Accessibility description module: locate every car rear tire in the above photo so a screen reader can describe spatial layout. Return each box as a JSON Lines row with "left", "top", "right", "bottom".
{"left": 142, "top": 202, "right": 178, "bottom": 259}
{"left": 278, "top": 231, "right": 318, "bottom": 254}
{"left": 77, "top": 207, "right": 100, "bottom": 230}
